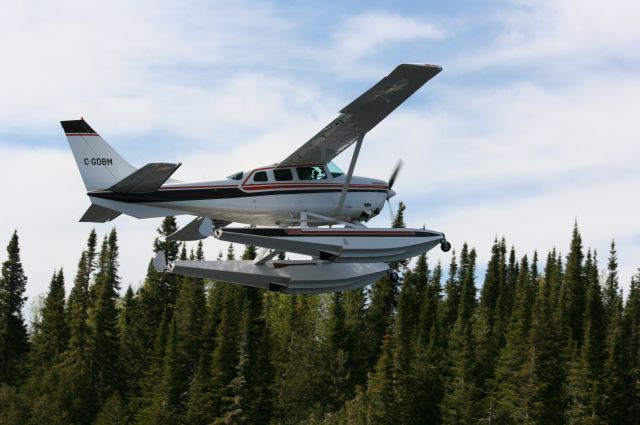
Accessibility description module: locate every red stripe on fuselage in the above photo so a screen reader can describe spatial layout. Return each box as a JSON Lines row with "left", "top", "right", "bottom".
{"left": 159, "top": 185, "right": 237, "bottom": 190}
{"left": 155, "top": 183, "right": 387, "bottom": 191}
{"left": 242, "top": 183, "right": 388, "bottom": 191}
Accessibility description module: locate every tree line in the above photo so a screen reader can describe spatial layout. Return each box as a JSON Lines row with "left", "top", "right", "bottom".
{"left": 0, "top": 203, "right": 639, "bottom": 424}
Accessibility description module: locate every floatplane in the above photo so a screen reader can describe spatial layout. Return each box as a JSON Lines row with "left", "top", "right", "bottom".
{"left": 63, "top": 64, "right": 451, "bottom": 294}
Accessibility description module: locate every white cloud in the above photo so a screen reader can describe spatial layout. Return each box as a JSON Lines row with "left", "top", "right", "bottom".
{"left": 0, "top": 0, "right": 296, "bottom": 136}
{"left": 467, "top": 0, "right": 640, "bottom": 70}
{"left": 325, "top": 11, "right": 447, "bottom": 78}
{"left": 331, "top": 12, "right": 445, "bottom": 59}
{"left": 0, "top": 0, "right": 638, "bottom": 308}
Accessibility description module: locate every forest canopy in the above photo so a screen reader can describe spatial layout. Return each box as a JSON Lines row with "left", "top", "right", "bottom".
{"left": 0, "top": 206, "right": 639, "bottom": 424}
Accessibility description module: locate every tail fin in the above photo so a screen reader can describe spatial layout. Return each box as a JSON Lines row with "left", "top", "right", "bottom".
{"left": 62, "top": 119, "right": 137, "bottom": 191}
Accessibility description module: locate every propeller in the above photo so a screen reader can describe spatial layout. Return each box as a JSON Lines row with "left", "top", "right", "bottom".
{"left": 386, "top": 159, "right": 403, "bottom": 223}
{"left": 388, "top": 159, "right": 403, "bottom": 190}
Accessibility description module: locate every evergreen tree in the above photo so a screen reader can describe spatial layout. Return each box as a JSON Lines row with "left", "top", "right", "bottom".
{"left": 441, "top": 246, "right": 479, "bottom": 425}
{"left": 601, "top": 289, "right": 626, "bottom": 424}
{"left": 86, "top": 228, "right": 98, "bottom": 276}
{"left": 474, "top": 239, "right": 507, "bottom": 401}
{"left": 584, "top": 251, "right": 606, "bottom": 392}
{"left": 531, "top": 250, "right": 539, "bottom": 283}
{"left": 325, "top": 291, "right": 350, "bottom": 411}
{"left": 30, "top": 269, "right": 68, "bottom": 366}
{"left": 68, "top": 251, "right": 91, "bottom": 354}
{"left": 185, "top": 354, "right": 214, "bottom": 425}
{"left": 241, "top": 245, "right": 257, "bottom": 261}
{"left": 365, "top": 202, "right": 407, "bottom": 367}
{"left": 46, "top": 235, "right": 97, "bottom": 424}
{"left": 89, "top": 229, "right": 121, "bottom": 407}
{"left": 527, "top": 256, "right": 565, "bottom": 424}
{"left": 394, "top": 256, "right": 435, "bottom": 425}
{"left": 130, "top": 217, "right": 182, "bottom": 403}
{"left": 603, "top": 240, "right": 619, "bottom": 318}
{"left": 209, "top": 284, "right": 243, "bottom": 418}
{"left": 624, "top": 269, "right": 640, "bottom": 424}
{"left": 564, "top": 341, "right": 593, "bottom": 423}
{"left": 343, "top": 286, "right": 368, "bottom": 388}
{"left": 417, "top": 260, "right": 441, "bottom": 346}
{"left": 409, "top": 321, "right": 445, "bottom": 425}
{"left": 273, "top": 295, "right": 325, "bottom": 423}
{"left": 490, "top": 255, "right": 537, "bottom": 423}
{"left": 227, "top": 244, "right": 236, "bottom": 260}
{"left": 241, "top": 288, "right": 274, "bottom": 423}
{"left": 478, "top": 238, "right": 506, "bottom": 332}
{"left": 136, "top": 307, "right": 171, "bottom": 423}
{"left": 438, "top": 249, "right": 459, "bottom": 340}
{"left": 562, "top": 222, "right": 587, "bottom": 344}
{"left": 492, "top": 245, "right": 519, "bottom": 344}
{"left": 565, "top": 250, "right": 606, "bottom": 423}
{"left": 5, "top": 209, "right": 640, "bottom": 424}
{"left": 366, "top": 330, "right": 397, "bottom": 425}
{"left": 214, "top": 323, "right": 250, "bottom": 425}
{"left": 117, "top": 285, "right": 145, "bottom": 399}
{"left": 393, "top": 270, "right": 420, "bottom": 421}
{"left": 151, "top": 269, "right": 208, "bottom": 419}
{"left": 0, "top": 231, "right": 29, "bottom": 385}
{"left": 142, "top": 215, "right": 181, "bottom": 315}
{"left": 94, "top": 392, "right": 129, "bottom": 425}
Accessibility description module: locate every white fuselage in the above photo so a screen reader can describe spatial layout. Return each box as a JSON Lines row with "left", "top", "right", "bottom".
{"left": 89, "top": 163, "right": 390, "bottom": 226}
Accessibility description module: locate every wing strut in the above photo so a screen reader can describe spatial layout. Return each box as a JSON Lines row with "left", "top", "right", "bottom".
{"left": 335, "top": 131, "right": 365, "bottom": 217}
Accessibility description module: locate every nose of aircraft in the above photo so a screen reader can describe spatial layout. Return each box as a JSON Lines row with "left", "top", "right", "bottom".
{"left": 387, "top": 188, "right": 397, "bottom": 199}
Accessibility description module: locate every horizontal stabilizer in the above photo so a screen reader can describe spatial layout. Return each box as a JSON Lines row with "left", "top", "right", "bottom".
{"left": 80, "top": 204, "right": 122, "bottom": 223}
{"left": 90, "top": 196, "right": 185, "bottom": 219}
{"left": 108, "top": 163, "right": 181, "bottom": 193}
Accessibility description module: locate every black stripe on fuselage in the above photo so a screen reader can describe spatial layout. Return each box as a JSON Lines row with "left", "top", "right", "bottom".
{"left": 89, "top": 187, "right": 388, "bottom": 203}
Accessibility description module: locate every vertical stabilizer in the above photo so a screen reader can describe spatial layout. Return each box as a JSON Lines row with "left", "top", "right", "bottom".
{"left": 62, "top": 119, "right": 137, "bottom": 190}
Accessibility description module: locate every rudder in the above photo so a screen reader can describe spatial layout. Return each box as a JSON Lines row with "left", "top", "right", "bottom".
{"left": 62, "top": 119, "right": 137, "bottom": 190}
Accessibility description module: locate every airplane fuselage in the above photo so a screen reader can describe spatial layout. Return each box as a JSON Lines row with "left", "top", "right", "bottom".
{"left": 88, "top": 163, "right": 389, "bottom": 226}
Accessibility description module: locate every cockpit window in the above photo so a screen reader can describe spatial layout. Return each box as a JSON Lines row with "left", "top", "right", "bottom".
{"left": 296, "top": 166, "right": 327, "bottom": 180}
{"left": 226, "top": 171, "right": 243, "bottom": 180}
{"left": 253, "top": 171, "right": 268, "bottom": 182}
{"left": 327, "top": 161, "right": 344, "bottom": 178}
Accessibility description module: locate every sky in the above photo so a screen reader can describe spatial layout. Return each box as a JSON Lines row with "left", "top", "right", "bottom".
{"left": 1, "top": 0, "right": 639, "bottom": 310}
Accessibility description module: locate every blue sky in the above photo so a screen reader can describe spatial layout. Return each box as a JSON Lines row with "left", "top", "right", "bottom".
{"left": 1, "top": 0, "right": 639, "bottom": 307}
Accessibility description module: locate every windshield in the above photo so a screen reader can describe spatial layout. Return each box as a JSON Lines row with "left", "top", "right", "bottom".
{"left": 327, "top": 161, "right": 344, "bottom": 178}
{"left": 226, "top": 171, "right": 243, "bottom": 180}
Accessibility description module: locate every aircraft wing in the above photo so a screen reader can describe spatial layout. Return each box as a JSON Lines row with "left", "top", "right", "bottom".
{"left": 277, "top": 64, "right": 442, "bottom": 167}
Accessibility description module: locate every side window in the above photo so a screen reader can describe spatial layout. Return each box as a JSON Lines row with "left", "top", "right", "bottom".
{"left": 296, "top": 166, "right": 327, "bottom": 180}
{"left": 253, "top": 171, "right": 268, "bottom": 182}
{"left": 274, "top": 168, "right": 293, "bottom": 181}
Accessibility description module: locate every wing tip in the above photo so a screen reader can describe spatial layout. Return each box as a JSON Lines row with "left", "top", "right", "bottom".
{"left": 399, "top": 63, "right": 443, "bottom": 72}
